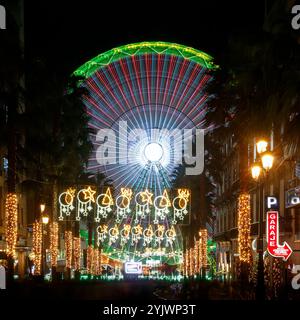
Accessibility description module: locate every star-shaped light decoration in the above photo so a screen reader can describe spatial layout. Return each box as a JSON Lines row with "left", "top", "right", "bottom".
{"left": 140, "top": 189, "right": 153, "bottom": 204}
{"left": 83, "top": 186, "right": 96, "bottom": 202}
{"left": 133, "top": 224, "right": 143, "bottom": 235}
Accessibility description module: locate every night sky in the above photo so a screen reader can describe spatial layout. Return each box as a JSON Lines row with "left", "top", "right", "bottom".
{"left": 25, "top": 1, "right": 265, "bottom": 75}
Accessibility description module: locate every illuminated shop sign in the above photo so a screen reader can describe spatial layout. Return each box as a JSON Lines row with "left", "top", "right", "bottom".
{"left": 286, "top": 187, "right": 300, "bottom": 208}
{"left": 266, "top": 211, "right": 292, "bottom": 261}
{"left": 124, "top": 262, "right": 142, "bottom": 274}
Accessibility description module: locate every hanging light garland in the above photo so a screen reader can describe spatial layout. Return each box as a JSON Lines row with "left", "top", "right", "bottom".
{"left": 5, "top": 193, "right": 18, "bottom": 258}
{"left": 237, "top": 193, "right": 251, "bottom": 263}
{"left": 65, "top": 231, "right": 73, "bottom": 269}
{"left": 50, "top": 222, "right": 59, "bottom": 267}
{"left": 73, "top": 237, "right": 81, "bottom": 271}
{"left": 33, "top": 220, "right": 42, "bottom": 275}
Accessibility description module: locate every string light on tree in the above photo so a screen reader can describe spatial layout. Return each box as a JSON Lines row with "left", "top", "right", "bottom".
{"left": 73, "top": 237, "right": 81, "bottom": 271}
{"left": 87, "top": 245, "right": 94, "bottom": 275}
{"left": 33, "top": 220, "right": 42, "bottom": 275}
{"left": 199, "top": 229, "right": 208, "bottom": 267}
{"left": 5, "top": 193, "right": 18, "bottom": 258}
{"left": 238, "top": 193, "right": 251, "bottom": 263}
{"left": 50, "top": 222, "right": 59, "bottom": 267}
{"left": 65, "top": 231, "right": 73, "bottom": 269}
{"left": 92, "top": 248, "right": 100, "bottom": 276}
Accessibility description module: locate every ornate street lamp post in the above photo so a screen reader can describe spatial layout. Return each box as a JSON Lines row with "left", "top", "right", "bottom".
{"left": 251, "top": 139, "right": 274, "bottom": 300}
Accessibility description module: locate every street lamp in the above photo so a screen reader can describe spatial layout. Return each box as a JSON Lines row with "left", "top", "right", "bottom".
{"left": 251, "top": 140, "right": 274, "bottom": 300}
{"left": 40, "top": 204, "right": 46, "bottom": 214}
{"left": 42, "top": 214, "right": 49, "bottom": 225}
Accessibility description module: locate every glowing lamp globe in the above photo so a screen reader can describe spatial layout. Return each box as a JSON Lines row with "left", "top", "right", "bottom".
{"left": 261, "top": 152, "right": 274, "bottom": 171}
{"left": 256, "top": 140, "right": 268, "bottom": 154}
{"left": 251, "top": 164, "right": 261, "bottom": 180}
{"left": 144, "top": 143, "right": 164, "bottom": 162}
{"left": 42, "top": 215, "right": 49, "bottom": 225}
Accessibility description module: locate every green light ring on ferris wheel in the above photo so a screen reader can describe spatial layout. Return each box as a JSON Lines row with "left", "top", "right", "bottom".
{"left": 73, "top": 41, "right": 217, "bottom": 78}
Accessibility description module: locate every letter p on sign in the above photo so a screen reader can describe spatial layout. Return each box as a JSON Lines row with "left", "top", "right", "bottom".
{"left": 267, "top": 196, "right": 278, "bottom": 209}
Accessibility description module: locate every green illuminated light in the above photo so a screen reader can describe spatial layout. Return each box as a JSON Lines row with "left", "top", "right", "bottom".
{"left": 74, "top": 41, "right": 216, "bottom": 78}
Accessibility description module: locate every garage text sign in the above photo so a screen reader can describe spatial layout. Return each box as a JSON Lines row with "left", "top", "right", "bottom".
{"left": 266, "top": 211, "right": 292, "bottom": 261}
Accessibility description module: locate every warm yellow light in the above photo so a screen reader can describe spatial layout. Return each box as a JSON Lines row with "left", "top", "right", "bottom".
{"left": 42, "top": 215, "right": 49, "bottom": 225}
{"left": 40, "top": 204, "right": 46, "bottom": 213}
{"left": 251, "top": 164, "right": 261, "bottom": 180}
{"left": 256, "top": 140, "right": 268, "bottom": 154}
{"left": 261, "top": 152, "right": 274, "bottom": 171}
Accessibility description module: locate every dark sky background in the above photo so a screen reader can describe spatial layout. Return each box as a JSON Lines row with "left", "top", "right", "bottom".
{"left": 25, "top": 1, "right": 265, "bottom": 75}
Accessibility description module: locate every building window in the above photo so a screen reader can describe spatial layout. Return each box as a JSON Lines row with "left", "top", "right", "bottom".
{"left": 295, "top": 211, "right": 300, "bottom": 241}
{"left": 0, "top": 186, "right": 2, "bottom": 225}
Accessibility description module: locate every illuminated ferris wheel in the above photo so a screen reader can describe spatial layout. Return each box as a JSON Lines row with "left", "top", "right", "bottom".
{"left": 74, "top": 42, "right": 215, "bottom": 195}
{"left": 71, "top": 42, "right": 215, "bottom": 264}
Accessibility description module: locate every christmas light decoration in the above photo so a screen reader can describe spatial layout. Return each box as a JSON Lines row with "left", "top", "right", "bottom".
{"left": 58, "top": 188, "right": 75, "bottom": 221}
{"left": 33, "top": 220, "right": 42, "bottom": 275}
{"left": 50, "top": 222, "right": 59, "bottom": 267}
{"left": 154, "top": 191, "right": 171, "bottom": 223}
{"left": 5, "top": 193, "right": 18, "bottom": 257}
{"left": 131, "top": 224, "right": 143, "bottom": 245}
{"left": 116, "top": 188, "right": 132, "bottom": 222}
{"left": 77, "top": 187, "right": 96, "bottom": 220}
{"left": 108, "top": 224, "right": 119, "bottom": 245}
{"left": 73, "top": 237, "right": 81, "bottom": 271}
{"left": 172, "top": 189, "right": 190, "bottom": 223}
{"left": 238, "top": 193, "right": 251, "bottom": 263}
{"left": 154, "top": 225, "right": 165, "bottom": 246}
{"left": 165, "top": 226, "right": 176, "bottom": 247}
{"left": 134, "top": 189, "right": 153, "bottom": 223}
{"left": 57, "top": 188, "right": 187, "bottom": 264}
{"left": 65, "top": 230, "right": 73, "bottom": 269}
{"left": 97, "top": 224, "right": 108, "bottom": 245}
{"left": 95, "top": 187, "right": 113, "bottom": 222}
{"left": 143, "top": 225, "right": 154, "bottom": 246}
